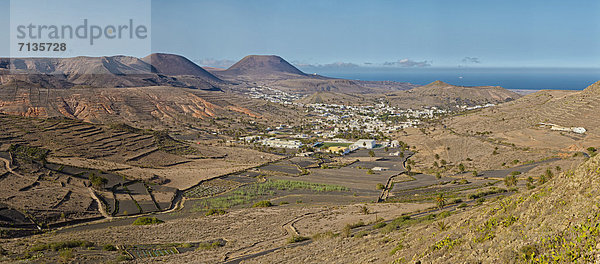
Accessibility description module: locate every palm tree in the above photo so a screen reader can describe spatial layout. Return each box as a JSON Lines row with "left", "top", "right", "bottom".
{"left": 436, "top": 194, "right": 446, "bottom": 210}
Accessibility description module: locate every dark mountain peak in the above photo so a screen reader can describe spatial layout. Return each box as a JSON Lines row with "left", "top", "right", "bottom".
{"left": 224, "top": 55, "right": 306, "bottom": 76}
{"left": 141, "top": 53, "right": 222, "bottom": 82}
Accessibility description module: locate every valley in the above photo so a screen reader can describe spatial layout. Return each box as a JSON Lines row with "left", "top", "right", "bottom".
{"left": 0, "top": 53, "right": 597, "bottom": 264}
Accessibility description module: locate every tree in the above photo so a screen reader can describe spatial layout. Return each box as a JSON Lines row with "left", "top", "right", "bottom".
{"left": 435, "top": 194, "right": 446, "bottom": 210}
{"left": 434, "top": 154, "right": 440, "bottom": 160}
{"left": 544, "top": 169, "right": 554, "bottom": 179}
{"left": 89, "top": 174, "right": 108, "bottom": 190}
{"left": 458, "top": 163, "right": 465, "bottom": 172}
{"left": 505, "top": 175, "right": 518, "bottom": 187}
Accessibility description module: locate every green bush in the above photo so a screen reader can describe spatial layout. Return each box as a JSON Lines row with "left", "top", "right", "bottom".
{"left": 252, "top": 200, "right": 273, "bottom": 208}
{"left": 287, "top": 235, "right": 310, "bottom": 244}
{"left": 376, "top": 183, "right": 385, "bottom": 190}
{"left": 205, "top": 209, "right": 227, "bottom": 216}
{"left": 374, "top": 222, "right": 388, "bottom": 229}
{"left": 103, "top": 244, "right": 117, "bottom": 251}
{"left": 132, "top": 217, "right": 164, "bottom": 226}
{"left": 197, "top": 241, "right": 224, "bottom": 250}
{"left": 30, "top": 240, "right": 94, "bottom": 252}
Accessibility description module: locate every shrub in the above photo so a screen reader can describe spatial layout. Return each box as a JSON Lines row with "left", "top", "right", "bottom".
{"left": 376, "top": 183, "right": 385, "bottom": 190}
{"left": 451, "top": 198, "right": 463, "bottom": 204}
{"left": 312, "top": 231, "right": 336, "bottom": 240}
{"left": 103, "top": 244, "right": 117, "bottom": 251}
{"left": 181, "top": 243, "right": 192, "bottom": 248}
{"left": 476, "top": 198, "right": 485, "bottom": 205}
{"left": 435, "top": 221, "right": 449, "bottom": 231}
{"left": 116, "top": 254, "right": 133, "bottom": 261}
{"left": 390, "top": 242, "right": 404, "bottom": 255}
{"left": 59, "top": 248, "right": 74, "bottom": 261}
{"left": 359, "top": 205, "right": 370, "bottom": 215}
{"left": 132, "top": 217, "right": 163, "bottom": 226}
{"left": 520, "top": 245, "right": 539, "bottom": 261}
{"left": 367, "top": 169, "right": 374, "bottom": 175}
{"left": 374, "top": 222, "right": 387, "bottom": 229}
{"left": 348, "top": 221, "right": 365, "bottom": 229}
{"left": 457, "top": 203, "right": 468, "bottom": 209}
{"left": 30, "top": 240, "right": 94, "bottom": 252}
{"left": 205, "top": 209, "right": 227, "bottom": 216}
{"left": 252, "top": 200, "right": 273, "bottom": 208}
{"left": 197, "top": 241, "right": 224, "bottom": 250}
{"left": 287, "top": 235, "right": 310, "bottom": 244}
{"left": 279, "top": 201, "right": 289, "bottom": 205}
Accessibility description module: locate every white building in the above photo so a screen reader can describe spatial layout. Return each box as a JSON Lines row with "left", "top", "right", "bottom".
{"left": 352, "top": 139, "right": 376, "bottom": 149}
{"left": 261, "top": 138, "right": 303, "bottom": 149}
{"left": 372, "top": 167, "right": 389, "bottom": 171}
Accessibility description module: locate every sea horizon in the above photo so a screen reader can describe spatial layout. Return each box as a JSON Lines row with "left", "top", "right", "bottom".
{"left": 300, "top": 67, "right": 600, "bottom": 91}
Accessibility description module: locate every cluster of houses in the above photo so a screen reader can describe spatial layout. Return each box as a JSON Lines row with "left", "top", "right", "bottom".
{"left": 305, "top": 103, "right": 445, "bottom": 138}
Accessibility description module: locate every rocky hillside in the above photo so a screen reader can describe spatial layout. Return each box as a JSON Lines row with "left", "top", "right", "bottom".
{"left": 0, "top": 83, "right": 302, "bottom": 131}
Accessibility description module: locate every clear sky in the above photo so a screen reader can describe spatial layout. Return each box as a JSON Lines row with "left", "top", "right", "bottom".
{"left": 2, "top": 0, "right": 600, "bottom": 68}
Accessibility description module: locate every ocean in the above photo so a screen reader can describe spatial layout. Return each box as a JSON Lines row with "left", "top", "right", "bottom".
{"left": 305, "top": 67, "right": 600, "bottom": 91}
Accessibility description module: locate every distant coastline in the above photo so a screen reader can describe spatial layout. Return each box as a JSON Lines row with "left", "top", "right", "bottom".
{"left": 298, "top": 67, "right": 600, "bottom": 91}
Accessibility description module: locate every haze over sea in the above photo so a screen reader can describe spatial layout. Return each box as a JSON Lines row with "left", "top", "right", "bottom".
{"left": 301, "top": 67, "right": 600, "bottom": 91}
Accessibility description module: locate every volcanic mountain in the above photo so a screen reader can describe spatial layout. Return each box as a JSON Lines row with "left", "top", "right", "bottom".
{"left": 210, "top": 55, "right": 416, "bottom": 94}
{"left": 0, "top": 55, "right": 222, "bottom": 91}
{"left": 214, "top": 55, "right": 307, "bottom": 79}
{"left": 141, "top": 53, "right": 222, "bottom": 83}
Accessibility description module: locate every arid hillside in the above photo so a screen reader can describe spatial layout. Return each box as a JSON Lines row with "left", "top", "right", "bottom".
{"left": 385, "top": 80, "right": 521, "bottom": 109}
{"left": 445, "top": 80, "right": 600, "bottom": 151}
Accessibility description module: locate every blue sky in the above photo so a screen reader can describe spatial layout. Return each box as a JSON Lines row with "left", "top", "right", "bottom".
{"left": 2, "top": 0, "right": 600, "bottom": 68}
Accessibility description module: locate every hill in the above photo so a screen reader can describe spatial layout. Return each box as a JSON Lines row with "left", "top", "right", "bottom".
{"left": 141, "top": 53, "right": 223, "bottom": 83}
{"left": 445, "top": 81, "right": 600, "bottom": 151}
{"left": 0, "top": 55, "right": 221, "bottom": 91}
{"left": 385, "top": 80, "right": 521, "bottom": 109}
{"left": 216, "top": 55, "right": 306, "bottom": 79}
